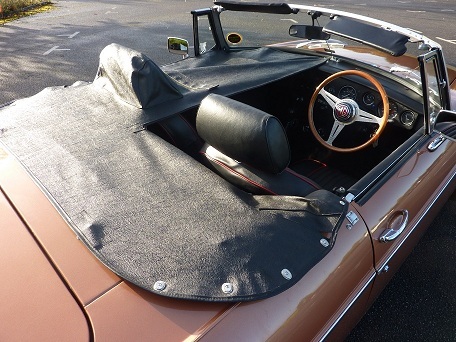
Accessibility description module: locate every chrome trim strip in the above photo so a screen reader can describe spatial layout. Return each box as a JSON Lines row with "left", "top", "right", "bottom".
{"left": 319, "top": 272, "right": 376, "bottom": 342}
{"left": 377, "top": 169, "right": 456, "bottom": 271}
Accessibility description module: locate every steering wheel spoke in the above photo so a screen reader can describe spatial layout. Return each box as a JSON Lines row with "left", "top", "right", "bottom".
{"left": 308, "top": 70, "right": 388, "bottom": 153}
{"left": 327, "top": 120, "right": 345, "bottom": 145}
{"left": 319, "top": 88, "right": 339, "bottom": 109}
{"left": 356, "top": 109, "right": 383, "bottom": 125}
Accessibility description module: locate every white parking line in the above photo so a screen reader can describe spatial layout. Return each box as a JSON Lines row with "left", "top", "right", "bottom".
{"left": 43, "top": 46, "right": 71, "bottom": 55}
{"left": 57, "top": 31, "right": 80, "bottom": 39}
{"left": 68, "top": 31, "right": 80, "bottom": 39}
{"left": 280, "top": 19, "right": 298, "bottom": 23}
{"left": 436, "top": 37, "right": 456, "bottom": 45}
{"left": 105, "top": 7, "right": 118, "bottom": 14}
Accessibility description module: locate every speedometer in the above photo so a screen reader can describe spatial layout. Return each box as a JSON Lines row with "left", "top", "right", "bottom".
{"left": 362, "top": 92, "right": 375, "bottom": 106}
{"left": 338, "top": 86, "right": 357, "bottom": 100}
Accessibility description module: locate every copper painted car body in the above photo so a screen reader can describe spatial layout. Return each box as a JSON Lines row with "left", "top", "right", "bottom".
{"left": 1, "top": 2, "right": 456, "bottom": 341}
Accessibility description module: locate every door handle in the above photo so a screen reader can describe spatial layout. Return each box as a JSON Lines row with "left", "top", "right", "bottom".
{"left": 379, "top": 210, "right": 409, "bottom": 242}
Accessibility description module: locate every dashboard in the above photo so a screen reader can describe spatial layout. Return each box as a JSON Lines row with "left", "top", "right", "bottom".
{"left": 322, "top": 77, "right": 419, "bottom": 130}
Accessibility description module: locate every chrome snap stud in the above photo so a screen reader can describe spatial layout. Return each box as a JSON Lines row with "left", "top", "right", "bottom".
{"left": 153, "top": 280, "right": 167, "bottom": 291}
{"left": 320, "top": 238, "right": 330, "bottom": 248}
{"left": 222, "top": 282, "right": 233, "bottom": 294}
{"left": 281, "top": 269, "right": 292, "bottom": 280}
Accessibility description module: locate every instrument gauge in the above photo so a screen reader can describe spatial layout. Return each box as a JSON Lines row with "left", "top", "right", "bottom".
{"left": 362, "top": 92, "right": 375, "bottom": 106}
{"left": 378, "top": 101, "right": 398, "bottom": 121}
{"left": 338, "top": 86, "right": 357, "bottom": 100}
{"left": 400, "top": 110, "right": 416, "bottom": 127}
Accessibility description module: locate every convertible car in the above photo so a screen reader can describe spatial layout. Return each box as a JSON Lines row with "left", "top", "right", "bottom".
{"left": 1, "top": 1, "right": 455, "bottom": 341}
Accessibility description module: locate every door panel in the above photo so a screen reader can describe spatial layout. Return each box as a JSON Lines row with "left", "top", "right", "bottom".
{"left": 353, "top": 133, "right": 456, "bottom": 301}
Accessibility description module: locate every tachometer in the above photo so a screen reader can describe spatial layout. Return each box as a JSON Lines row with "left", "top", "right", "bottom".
{"left": 362, "top": 92, "right": 375, "bottom": 106}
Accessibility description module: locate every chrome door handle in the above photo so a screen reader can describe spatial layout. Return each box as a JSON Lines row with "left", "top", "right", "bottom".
{"left": 379, "top": 210, "right": 409, "bottom": 242}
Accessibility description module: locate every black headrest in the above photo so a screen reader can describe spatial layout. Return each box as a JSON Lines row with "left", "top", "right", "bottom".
{"left": 196, "top": 94, "right": 290, "bottom": 174}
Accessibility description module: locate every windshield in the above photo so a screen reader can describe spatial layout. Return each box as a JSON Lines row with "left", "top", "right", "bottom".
{"left": 219, "top": 11, "right": 323, "bottom": 48}
{"left": 217, "top": 7, "right": 427, "bottom": 56}
{"left": 213, "top": 5, "right": 440, "bottom": 90}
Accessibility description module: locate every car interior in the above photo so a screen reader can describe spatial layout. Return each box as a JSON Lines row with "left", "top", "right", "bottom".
{"left": 147, "top": 59, "right": 429, "bottom": 198}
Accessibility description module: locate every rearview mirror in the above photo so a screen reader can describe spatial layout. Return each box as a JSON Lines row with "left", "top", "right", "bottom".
{"left": 168, "top": 37, "right": 189, "bottom": 57}
{"left": 289, "top": 25, "right": 330, "bottom": 40}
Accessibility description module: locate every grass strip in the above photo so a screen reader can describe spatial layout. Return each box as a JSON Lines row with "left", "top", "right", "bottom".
{"left": 0, "top": 1, "right": 53, "bottom": 24}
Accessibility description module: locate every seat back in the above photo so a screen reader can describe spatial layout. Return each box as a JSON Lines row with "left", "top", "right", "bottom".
{"left": 196, "top": 94, "right": 319, "bottom": 196}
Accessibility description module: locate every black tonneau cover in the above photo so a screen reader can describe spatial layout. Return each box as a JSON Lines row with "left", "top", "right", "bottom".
{"left": 0, "top": 44, "right": 344, "bottom": 301}
{"left": 91, "top": 44, "right": 327, "bottom": 127}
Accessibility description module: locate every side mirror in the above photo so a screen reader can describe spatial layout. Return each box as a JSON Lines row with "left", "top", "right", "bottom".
{"left": 289, "top": 25, "right": 330, "bottom": 40}
{"left": 168, "top": 37, "right": 189, "bottom": 57}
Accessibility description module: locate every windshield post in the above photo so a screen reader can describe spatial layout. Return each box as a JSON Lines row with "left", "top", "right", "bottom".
{"left": 191, "top": 7, "right": 227, "bottom": 56}
{"left": 191, "top": 8, "right": 210, "bottom": 56}
{"left": 418, "top": 49, "right": 448, "bottom": 134}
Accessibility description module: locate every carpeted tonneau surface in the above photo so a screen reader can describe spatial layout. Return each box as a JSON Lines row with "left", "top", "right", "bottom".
{"left": 0, "top": 44, "right": 345, "bottom": 301}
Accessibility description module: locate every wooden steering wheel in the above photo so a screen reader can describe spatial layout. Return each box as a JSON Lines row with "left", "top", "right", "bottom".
{"left": 308, "top": 70, "right": 389, "bottom": 153}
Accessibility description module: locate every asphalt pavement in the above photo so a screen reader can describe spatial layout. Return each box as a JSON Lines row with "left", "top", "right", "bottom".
{"left": 1, "top": 0, "right": 456, "bottom": 105}
{"left": 1, "top": 1, "right": 455, "bottom": 340}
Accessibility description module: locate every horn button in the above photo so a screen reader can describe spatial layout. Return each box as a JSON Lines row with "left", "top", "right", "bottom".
{"left": 334, "top": 99, "right": 358, "bottom": 124}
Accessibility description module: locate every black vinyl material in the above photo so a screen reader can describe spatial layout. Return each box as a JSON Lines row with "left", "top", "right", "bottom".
{"left": 197, "top": 94, "right": 320, "bottom": 196}
{"left": 197, "top": 94, "right": 290, "bottom": 174}
{"left": 201, "top": 143, "right": 320, "bottom": 196}
{"left": 153, "top": 114, "right": 204, "bottom": 158}
{"left": 95, "top": 43, "right": 184, "bottom": 108}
